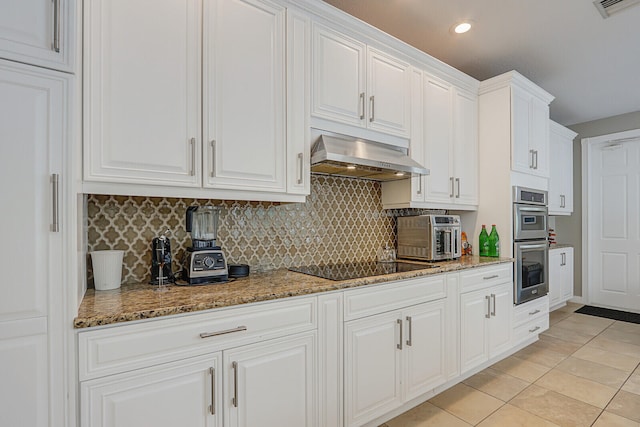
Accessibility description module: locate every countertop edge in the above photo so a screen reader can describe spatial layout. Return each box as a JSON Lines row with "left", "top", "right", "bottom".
{"left": 74, "top": 257, "right": 514, "bottom": 329}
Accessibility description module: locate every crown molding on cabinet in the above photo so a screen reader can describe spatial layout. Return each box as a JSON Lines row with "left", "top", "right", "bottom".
{"left": 479, "top": 70, "right": 554, "bottom": 103}
{"left": 289, "top": 0, "right": 480, "bottom": 94}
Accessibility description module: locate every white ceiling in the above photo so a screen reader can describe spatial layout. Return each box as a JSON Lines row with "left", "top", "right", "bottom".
{"left": 322, "top": 0, "right": 640, "bottom": 126}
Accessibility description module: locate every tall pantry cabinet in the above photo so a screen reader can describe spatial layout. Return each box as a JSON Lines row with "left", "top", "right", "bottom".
{"left": 0, "top": 61, "right": 70, "bottom": 426}
{"left": 0, "top": 1, "right": 75, "bottom": 426}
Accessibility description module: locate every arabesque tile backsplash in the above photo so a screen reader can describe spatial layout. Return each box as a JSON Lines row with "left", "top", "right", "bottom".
{"left": 87, "top": 175, "right": 440, "bottom": 285}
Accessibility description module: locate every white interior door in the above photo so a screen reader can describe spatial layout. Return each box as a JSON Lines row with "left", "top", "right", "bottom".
{"left": 587, "top": 133, "right": 640, "bottom": 311}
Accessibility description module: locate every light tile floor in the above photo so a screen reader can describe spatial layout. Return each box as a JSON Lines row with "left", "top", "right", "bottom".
{"left": 381, "top": 303, "right": 640, "bottom": 427}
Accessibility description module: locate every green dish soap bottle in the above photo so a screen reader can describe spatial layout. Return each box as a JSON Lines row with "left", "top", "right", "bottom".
{"left": 488, "top": 224, "right": 500, "bottom": 257}
{"left": 479, "top": 225, "right": 489, "bottom": 257}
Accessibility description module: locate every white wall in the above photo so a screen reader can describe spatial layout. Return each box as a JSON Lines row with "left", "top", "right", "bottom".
{"left": 555, "top": 110, "right": 640, "bottom": 297}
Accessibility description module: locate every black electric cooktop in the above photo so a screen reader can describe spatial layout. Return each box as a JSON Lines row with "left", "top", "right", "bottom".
{"left": 289, "top": 261, "right": 434, "bottom": 281}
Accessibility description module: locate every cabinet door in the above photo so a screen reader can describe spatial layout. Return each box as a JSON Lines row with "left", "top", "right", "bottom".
{"left": 344, "top": 311, "right": 402, "bottom": 427}
{"left": 548, "top": 250, "right": 563, "bottom": 308}
{"left": 409, "top": 68, "right": 425, "bottom": 202}
{"left": 530, "top": 97, "right": 550, "bottom": 177}
{"left": 0, "top": 61, "right": 64, "bottom": 322}
{"left": 549, "top": 126, "right": 574, "bottom": 214}
{"left": 0, "top": 321, "right": 49, "bottom": 427}
{"left": 423, "top": 75, "right": 453, "bottom": 204}
{"left": 511, "top": 86, "right": 533, "bottom": 174}
{"left": 548, "top": 129, "right": 564, "bottom": 213}
{"left": 403, "top": 300, "right": 447, "bottom": 401}
{"left": 225, "top": 332, "right": 316, "bottom": 427}
{"left": 0, "top": 62, "right": 67, "bottom": 426}
{"left": 562, "top": 248, "right": 574, "bottom": 301}
{"left": 453, "top": 88, "right": 478, "bottom": 206}
{"left": 311, "top": 24, "right": 365, "bottom": 127}
{"left": 367, "top": 48, "right": 410, "bottom": 137}
{"left": 286, "top": 9, "right": 311, "bottom": 195}
{"left": 205, "top": 0, "right": 286, "bottom": 192}
{"left": 488, "top": 284, "right": 512, "bottom": 357}
{"left": 84, "top": 0, "right": 201, "bottom": 187}
{"left": 460, "top": 289, "right": 488, "bottom": 373}
{"left": 0, "top": 0, "right": 73, "bottom": 71}
{"left": 82, "top": 354, "right": 221, "bottom": 427}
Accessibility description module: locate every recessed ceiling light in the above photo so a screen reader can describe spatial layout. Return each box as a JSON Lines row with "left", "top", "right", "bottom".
{"left": 453, "top": 21, "right": 472, "bottom": 34}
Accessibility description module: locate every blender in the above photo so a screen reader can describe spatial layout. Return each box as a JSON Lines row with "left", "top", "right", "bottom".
{"left": 182, "top": 206, "right": 228, "bottom": 284}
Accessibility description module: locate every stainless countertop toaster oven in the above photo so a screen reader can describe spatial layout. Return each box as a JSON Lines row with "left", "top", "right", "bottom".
{"left": 397, "top": 215, "right": 462, "bottom": 261}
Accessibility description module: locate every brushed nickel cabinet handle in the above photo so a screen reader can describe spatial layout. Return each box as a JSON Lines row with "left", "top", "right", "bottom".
{"left": 406, "top": 316, "right": 412, "bottom": 346}
{"left": 232, "top": 361, "right": 238, "bottom": 408}
{"left": 51, "top": 174, "right": 59, "bottom": 232}
{"left": 369, "top": 95, "right": 375, "bottom": 122}
{"left": 209, "top": 367, "right": 215, "bottom": 415}
{"left": 529, "top": 326, "right": 541, "bottom": 333}
{"left": 490, "top": 294, "right": 496, "bottom": 317}
{"left": 483, "top": 275, "right": 499, "bottom": 280}
{"left": 529, "top": 149, "right": 534, "bottom": 168}
{"left": 189, "top": 138, "right": 196, "bottom": 176}
{"left": 529, "top": 309, "right": 541, "bottom": 316}
{"left": 297, "top": 152, "right": 303, "bottom": 185}
{"left": 359, "top": 92, "right": 365, "bottom": 120}
{"left": 485, "top": 295, "right": 491, "bottom": 319}
{"left": 456, "top": 178, "right": 460, "bottom": 198}
{"left": 417, "top": 176, "right": 422, "bottom": 195}
{"left": 450, "top": 177, "right": 454, "bottom": 198}
{"left": 199, "top": 326, "right": 247, "bottom": 339}
{"left": 397, "top": 318, "right": 403, "bottom": 350}
{"left": 560, "top": 194, "right": 565, "bottom": 208}
{"left": 53, "top": 0, "right": 61, "bottom": 53}
{"left": 534, "top": 150, "right": 539, "bottom": 169}
{"left": 210, "top": 140, "right": 216, "bottom": 178}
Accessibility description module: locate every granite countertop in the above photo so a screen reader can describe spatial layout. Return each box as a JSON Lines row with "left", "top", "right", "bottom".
{"left": 74, "top": 256, "right": 513, "bottom": 329}
{"left": 549, "top": 243, "right": 573, "bottom": 250}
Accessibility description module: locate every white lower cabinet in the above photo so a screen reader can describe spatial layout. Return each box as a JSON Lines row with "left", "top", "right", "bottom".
{"left": 79, "top": 297, "right": 318, "bottom": 427}
{"left": 224, "top": 333, "right": 316, "bottom": 427}
{"left": 512, "top": 296, "right": 549, "bottom": 346}
{"left": 82, "top": 354, "right": 223, "bottom": 427}
{"left": 344, "top": 298, "right": 446, "bottom": 426}
{"left": 82, "top": 331, "right": 317, "bottom": 427}
{"left": 460, "top": 273, "right": 513, "bottom": 374}
{"left": 549, "top": 247, "right": 574, "bottom": 310}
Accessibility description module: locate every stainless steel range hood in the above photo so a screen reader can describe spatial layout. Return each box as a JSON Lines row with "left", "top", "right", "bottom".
{"left": 310, "top": 133, "right": 429, "bottom": 182}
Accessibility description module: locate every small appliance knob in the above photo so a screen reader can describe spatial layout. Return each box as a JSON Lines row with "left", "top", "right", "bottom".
{"left": 203, "top": 256, "right": 215, "bottom": 268}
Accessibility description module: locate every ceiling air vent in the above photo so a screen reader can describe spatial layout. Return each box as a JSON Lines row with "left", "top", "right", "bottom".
{"left": 594, "top": 0, "right": 640, "bottom": 18}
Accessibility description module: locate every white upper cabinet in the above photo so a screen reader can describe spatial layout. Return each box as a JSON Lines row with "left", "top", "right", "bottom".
{"left": 84, "top": 0, "right": 202, "bottom": 187}
{"left": 83, "top": 0, "right": 310, "bottom": 201}
{"left": 453, "top": 88, "right": 479, "bottom": 206}
{"left": 0, "top": 0, "right": 75, "bottom": 72}
{"left": 381, "top": 74, "right": 478, "bottom": 210}
{"left": 312, "top": 25, "right": 365, "bottom": 127}
{"left": 423, "top": 75, "right": 454, "bottom": 204}
{"left": 366, "top": 48, "right": 411, "bottom": 137}
{"left": 311, "top": 23, "right": 410, "bottom": 138}
{"left": 549, "top": 120, "right": 577, "bottom": 215}
{"left": 511, "top": 84, "right": 552, "bottom": 177}
{"left": 204, "top": 0, "right": 286, "bottom": 193}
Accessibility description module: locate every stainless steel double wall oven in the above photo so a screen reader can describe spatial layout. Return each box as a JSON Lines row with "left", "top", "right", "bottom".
{"left": 513, "top": 186, "right": 549, "bottom": 304}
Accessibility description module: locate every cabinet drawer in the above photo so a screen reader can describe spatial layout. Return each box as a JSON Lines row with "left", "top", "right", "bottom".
{"left": 513, "top": 296, "right": 549, "bottom": 327}
{"left": 344, "top": 275, "right": 446, "bottom": 321}
{"left": 460, "top": 263, "right": 512, "bottom": 293}
{"left": 78, "top": 296, "right": 316, "bottom": 381}
{"left": 513, "top": 315, "right": 549, "bottom": 345}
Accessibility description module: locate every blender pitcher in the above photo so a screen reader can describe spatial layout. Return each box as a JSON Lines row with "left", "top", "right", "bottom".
{"left": 186, "top": 206, "right": 221, "bottom": 249}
